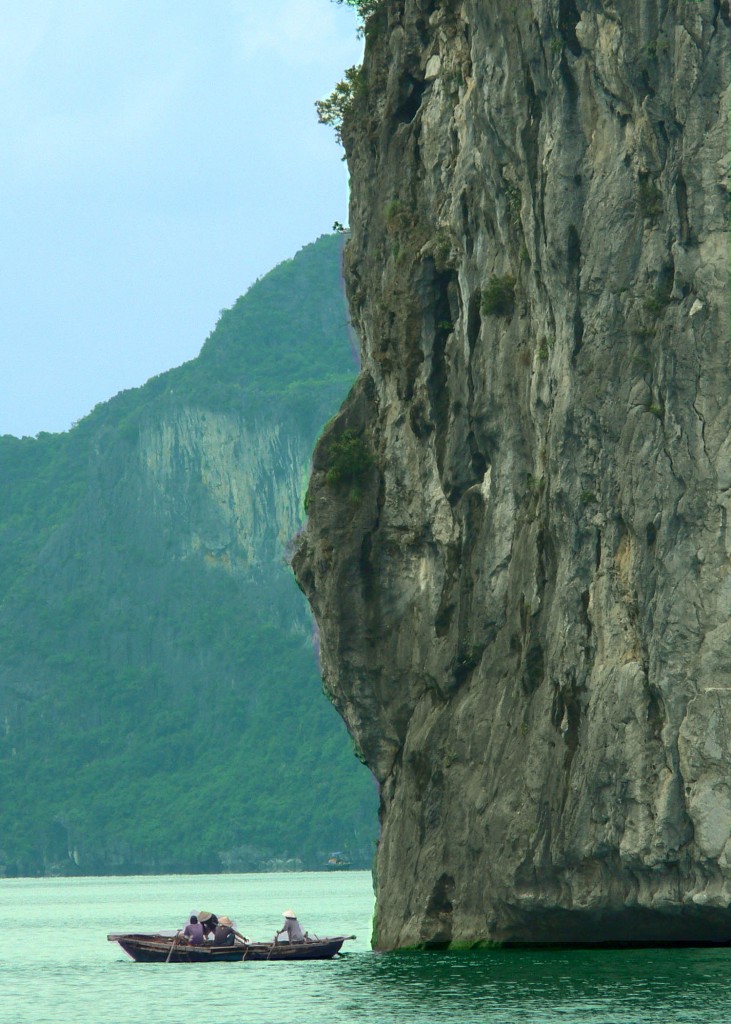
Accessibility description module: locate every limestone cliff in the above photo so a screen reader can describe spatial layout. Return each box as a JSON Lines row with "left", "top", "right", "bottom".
{"left": 294, "top": 1, "right": 730, "bottom": 946}
{"left": 137, "top": 409, "right": 307, "bottom": 571}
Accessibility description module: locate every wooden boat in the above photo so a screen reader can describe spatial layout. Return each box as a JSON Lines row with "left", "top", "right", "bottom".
{"left": 238, "top": 936, "right": 353, "bottom": 961}
{"left": 324, "top": 851, "right": 351, "bottom": 870}
{"left": 108, "top": 932, "right": 354, "bottom": 963}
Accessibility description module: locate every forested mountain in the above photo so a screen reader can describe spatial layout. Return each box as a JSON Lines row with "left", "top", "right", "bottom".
{"left": 0, "top": 233, "right": 376, "bottom": 876}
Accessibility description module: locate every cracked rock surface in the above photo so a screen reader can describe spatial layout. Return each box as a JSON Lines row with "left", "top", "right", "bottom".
{"left": 293, "top": 0, "right": 730, "bottom": 948}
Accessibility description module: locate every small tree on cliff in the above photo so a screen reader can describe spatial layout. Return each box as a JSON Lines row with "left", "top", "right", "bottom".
{"left": 317, "top": 1, "right": 384, "bottom": 144}
{"left": 317, "top": 2, "right": 383, "bottom": 142}
{"left": 316, "top": 65, "right": 364, "bottom": 144}
{"left": 334, "top": 0, "right": 382, "bottom": 22}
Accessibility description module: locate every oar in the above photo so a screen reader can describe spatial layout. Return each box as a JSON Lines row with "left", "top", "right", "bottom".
{"left": 166, "top": 930, "right": 181, "bottom": 963}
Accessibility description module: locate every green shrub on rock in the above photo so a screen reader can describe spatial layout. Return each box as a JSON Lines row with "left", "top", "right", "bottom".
{"left": 316, "top": 65, "right": 365, "bottom": 143}
{"left": 325, "top": 430, "right": 373, "bottom": 487}
{"left": 481, "top": 275, "right": 516, "bottom": 317}
{"left": 335, "top": 0, "right": 383, "bottom": 20}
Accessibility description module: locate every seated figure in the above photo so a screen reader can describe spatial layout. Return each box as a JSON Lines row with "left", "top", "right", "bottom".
{"left": 275, "top": 909, "right": 305, "bottom": 943}
{"left": 183, "top": 915, "right": 204, "bottom": 945}
{"left": 197, "top": 911, "right": 218, "bottom": 941}
{"left": 213, "top": 916, "right": 236, "bottom": 946}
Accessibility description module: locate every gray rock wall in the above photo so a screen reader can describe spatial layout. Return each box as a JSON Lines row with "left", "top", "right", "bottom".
{"left": 137, "top": 408, "right": 308, "bottom": 570}
{"left": 294, "top": 0, "right": 730, "bottom": 947}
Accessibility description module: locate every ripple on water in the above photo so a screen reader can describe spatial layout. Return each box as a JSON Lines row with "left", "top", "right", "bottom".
{"left": 6, "top": 875, "right": 731, "bottom": 1024}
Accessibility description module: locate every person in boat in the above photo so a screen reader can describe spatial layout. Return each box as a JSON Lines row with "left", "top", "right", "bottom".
{"left": 183, "top": 914, "right": 205, "bottom": 946}
{"left": 213, "top": 916, "right": 236, "bottom": 946}
{"left": 197, "top": 910, "right": 219, "bottom": 941}
{"left": 275, "top": 909, "right": 306, "bottom": 943}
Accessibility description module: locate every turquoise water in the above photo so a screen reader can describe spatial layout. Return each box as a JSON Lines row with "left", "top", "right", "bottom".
{"left": 5, "top": 871, "right": 731, "bottom": 1023}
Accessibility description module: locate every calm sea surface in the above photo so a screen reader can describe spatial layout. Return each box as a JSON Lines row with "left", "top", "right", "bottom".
{"left": 4, "top": 871, "right": 731, "bottom": 1024}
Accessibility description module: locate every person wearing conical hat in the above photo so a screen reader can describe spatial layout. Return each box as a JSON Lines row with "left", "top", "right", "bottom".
{"left": 213, "top": 916, "right": 236, "bottom": 946}
{"left": 275, "top": 909, "right": 305, "bottom": 943}
{"left": 197, "top": 910, "right": 218, "bottom": 941}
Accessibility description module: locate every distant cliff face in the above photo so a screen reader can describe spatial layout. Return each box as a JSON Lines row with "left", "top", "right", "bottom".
{"left": 137, "top": 409, "right": 307, "bottom": 570}
{"left": 294, "top": 1, "right": 730, "bottom": 947}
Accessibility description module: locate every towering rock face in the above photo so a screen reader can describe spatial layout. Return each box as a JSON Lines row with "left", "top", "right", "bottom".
{"left": 293, "top": 1, "right": 730, "bottom": 947}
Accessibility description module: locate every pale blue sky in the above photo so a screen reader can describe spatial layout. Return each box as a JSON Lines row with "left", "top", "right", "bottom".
{"left": 0, "top": 1, "right": 361, "bottom": 437}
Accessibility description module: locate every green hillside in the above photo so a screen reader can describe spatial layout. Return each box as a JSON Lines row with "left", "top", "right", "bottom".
{"left": 0, "top": 234, "right": 375, "bottom": 876}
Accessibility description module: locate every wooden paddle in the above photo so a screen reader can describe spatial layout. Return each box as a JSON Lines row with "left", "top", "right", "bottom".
{"left": 166, "top": 930, "right": 182, "bottom": 963}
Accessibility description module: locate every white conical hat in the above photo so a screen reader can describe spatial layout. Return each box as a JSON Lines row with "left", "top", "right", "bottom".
{"left": 282, "top": 909, "right": 297, "bottom": 919}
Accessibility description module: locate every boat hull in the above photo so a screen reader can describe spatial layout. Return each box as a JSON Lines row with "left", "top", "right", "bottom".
{"left": 108, "top": 933, "right": 350, "bottom": 963}
{"left": 242, "top": 938, "right": 347, "bottom": 960}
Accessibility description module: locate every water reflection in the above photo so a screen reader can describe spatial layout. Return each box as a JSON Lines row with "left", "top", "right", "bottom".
{"left": 331, "top": 947, "right": 731, "bottom": 1024}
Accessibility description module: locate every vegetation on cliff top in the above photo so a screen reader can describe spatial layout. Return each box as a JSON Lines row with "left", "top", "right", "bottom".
{"left": 317, "top": 1, "right": 384, "bottom": 142}
{"left": 335, "top": 0, "right": 383, "bottom": 26}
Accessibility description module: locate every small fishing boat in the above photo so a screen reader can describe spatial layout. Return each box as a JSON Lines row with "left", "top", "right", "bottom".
{"left": 324, "top": 851, "right": 351, "bottom": 870}
{"left": 237, "top": 936, "right": 354, "bottom": 961}
{"left": 108, "top": 932, "right": 354, "bottom": 963}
